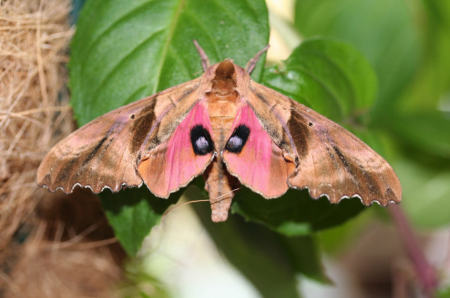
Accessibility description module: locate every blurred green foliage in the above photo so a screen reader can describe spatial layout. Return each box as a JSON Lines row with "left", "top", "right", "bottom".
{"left": 437, "top": 286, "right": 450, "bottom": 298}
{"left": 293, "top": 0, "right": 450, "bottom": 230}
{"left": 70, "top": 0, "right": 450, "bottom": 296}
{"left": 295, "top": 0, "right": 420, "bottom": 115}
{"left": 264, "top": 38, "right": 377, "bottom": 122}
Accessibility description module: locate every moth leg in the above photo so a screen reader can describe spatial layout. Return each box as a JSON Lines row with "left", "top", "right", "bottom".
{"left": 245, "top": 45, "right": 270, "bottom": 74}
{"left": 193, "top": 40, "right": 210, "bottom": 71}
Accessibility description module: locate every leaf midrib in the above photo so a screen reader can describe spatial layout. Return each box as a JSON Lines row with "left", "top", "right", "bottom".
{"left": 152, "top": 0, "right": 186, "bottom": 94}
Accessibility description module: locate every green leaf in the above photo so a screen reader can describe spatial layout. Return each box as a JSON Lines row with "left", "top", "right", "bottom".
{"left": 100, "top": 187, "right": 180, "bottom": 256}
{"left": 280, "top": 235, "right": 330, "bottom": 283}
{"left": 422, "top": 0, "right": 450, "bottom": 27}
{"left": 389, "top": 111, "right": 450, "bottom": 159}
{"left": 263, "top": 38, "right": 377, "bottom": 123}
{"left": 437, "top": 286, "right": 450, "bottom": 298}
{"left": 70, "top": 0, "right": 269, "bottom": 255}
{"left": 394, "top": 158, "right": 450, "bottom": 228}
{"left": 70, "top": 0, "right": 269, "bottom": 126}
{"left": 187, "top": 186, "right": 328, "bottom": 298}
{"left": 399, "top": 30, "right": 450, "bottom": 112}
{"left": 294, "top": 0, "right": 420, "bottom": 119}
{"left": 232, "top": 188, "right": 365, "bottom": 236}
{"left": 395, "top": 0, "right": 450, "bottom": 121}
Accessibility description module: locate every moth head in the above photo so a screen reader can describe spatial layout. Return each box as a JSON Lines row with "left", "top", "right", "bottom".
{"left": 215, "top": 59, "right": 235, "bottom": 79}
{"left": 211, "top": 59, "right": 238, "bottom": 95}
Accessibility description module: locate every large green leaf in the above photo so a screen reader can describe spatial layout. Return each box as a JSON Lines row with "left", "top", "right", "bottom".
{"left": 70, "top": 0, "right": 269, "bottom": 126}
{"left": 100, "top": 187, "right": 181, "bottom": 256}
{"left": 263, "top": 38, "right": 377, "bottom": 123}
{"left": 233, "top": 188, "right": 364, "bottom": 237}
{"left": 389, "top": 111, "right": 450, "bottom": 159}
{"left": 70, "top": 0, "right": 269, "bottom": 255}
{"left": 294, "top": 0, "right": 420, "bottom": 120}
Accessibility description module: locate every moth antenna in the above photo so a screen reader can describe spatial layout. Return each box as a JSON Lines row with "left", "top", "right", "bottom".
{"left": 162, "top": 198, "right": 209, "bottom": 219}
{"left": 245, "top": 44, "right": 270, "bottom": 74}
{"left": 193, "top": 40, "right": 210, "bottom": 71}
{"left": 210, "top": 187, "right": 241, "bottom": 205}
{"left": 161, "top": 187, "right": 240, "bottom": 219}
{"left": 162, "top": 188, "right": 211, "bottom": 220}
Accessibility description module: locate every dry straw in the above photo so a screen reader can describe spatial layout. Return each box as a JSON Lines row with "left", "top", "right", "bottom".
{"left": 0, "top": 1, "right": 123, "bottom": 296}
{"left": 0, "top": 0, "right": 73, "bottom": 251}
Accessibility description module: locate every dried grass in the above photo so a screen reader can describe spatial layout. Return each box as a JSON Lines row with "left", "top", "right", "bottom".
{"left": 0, "top": 0, "right": 125, "bottom": 296}
{"left": 3, "top": 222, "right": 121, "bottom": 298}
{"left": 0, "top": 0, "right": 73, "bottom": 252}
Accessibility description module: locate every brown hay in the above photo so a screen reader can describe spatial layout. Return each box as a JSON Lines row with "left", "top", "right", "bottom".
{"left": 0, "top": 0, "right": 73, "bottom": 252}
{"left": 3, "top": 222, "right": 122, "bottom": 298}
{"left": 0, "top": 0, "right": 125, "bottom": 296}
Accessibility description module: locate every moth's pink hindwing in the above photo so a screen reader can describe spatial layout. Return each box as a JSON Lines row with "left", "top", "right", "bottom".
{"left": 223, "top": 104, "right": 294, "bottom": 198}
{"left": 138, "top": 102, "right": 215, "bottom": 197}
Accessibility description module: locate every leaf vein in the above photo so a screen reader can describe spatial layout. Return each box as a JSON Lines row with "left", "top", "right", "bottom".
{"left": 152, "top": 0, "right": 186, "bottom": 93}
{"left": 90, "top": 29, "right": 166, "bottom": 106}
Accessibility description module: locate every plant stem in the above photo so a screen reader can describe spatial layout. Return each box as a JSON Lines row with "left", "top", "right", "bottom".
{"left": 388, "top": 204, "right": 438, "bottom": 298}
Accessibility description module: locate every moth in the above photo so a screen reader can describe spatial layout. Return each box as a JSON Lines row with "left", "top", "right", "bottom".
{"left": 37, "top": 41, "right": 401, "bottom": 222}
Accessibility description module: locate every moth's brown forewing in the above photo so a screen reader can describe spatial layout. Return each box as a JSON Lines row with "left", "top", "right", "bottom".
{"left": 244, "top": 81, "right": 402, "bottom": 206}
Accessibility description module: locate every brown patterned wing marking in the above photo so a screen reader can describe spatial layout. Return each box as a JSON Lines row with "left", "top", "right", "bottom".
{"left": 287, "top": 104, "right": 402, "bottom": 205}
{"left": 37, "top": 79, "right": 201, "bottom": 194}
{"left": 247, "top": 81, "right": 402, "bottom": 206}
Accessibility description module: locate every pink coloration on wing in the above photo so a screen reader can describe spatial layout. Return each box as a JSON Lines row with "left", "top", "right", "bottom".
{"left": 223, "top": 104, "right": 292, "bottom": 198}
{"left": 165, "top": 103, "right": 213, "bottom": 190}
{"left": 138, "top": 102, "right": 214, "bottom": 198}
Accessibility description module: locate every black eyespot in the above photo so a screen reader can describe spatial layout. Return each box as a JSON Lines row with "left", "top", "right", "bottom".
{"left": 308, "top": 122, "right": 313, "bottom": 127}
{"left": 225, "top": 125, "right": 250, "bottom": 153}
{"left": 190, "top": 125, "right": 214, "bottom": 155}
{"left": 130, "top": 114, "right": 135, "bottom": 119}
